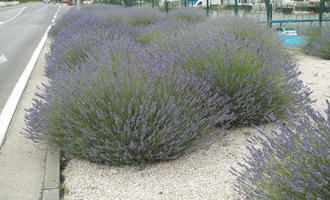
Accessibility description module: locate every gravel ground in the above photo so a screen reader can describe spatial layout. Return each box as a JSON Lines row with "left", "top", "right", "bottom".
{"left": 62, "top": 49, "right": 330, "bottom": 200}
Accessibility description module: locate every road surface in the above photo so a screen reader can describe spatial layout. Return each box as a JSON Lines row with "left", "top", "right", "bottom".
{"left": 0, "top": 3, "right": 68, "bottom": 113}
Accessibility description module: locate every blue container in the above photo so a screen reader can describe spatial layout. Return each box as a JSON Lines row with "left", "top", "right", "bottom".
{"left": 278, "top": 34, "right": 306, "bottom": 47}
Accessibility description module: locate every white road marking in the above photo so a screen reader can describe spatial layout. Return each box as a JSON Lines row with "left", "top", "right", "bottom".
{"left": 0, "top": 54, "right": 8, "bottom": 64}
{"left": 0, "top": 7, "right": 26, "bottom": 26}
{"left": 0, "top": 5, "right": 61, "bottom": 147}
{"left": 51, "top": 6, "right": 61, "bottom": 24}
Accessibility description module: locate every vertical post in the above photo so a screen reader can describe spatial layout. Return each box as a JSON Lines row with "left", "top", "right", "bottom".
{"left": 184, "top": 0, "right": 186, "bottom": 7}
{"left": 319, "top": 0, "right": 324, "bottom": 27}
{"left": 269, "top": 4, "right": 272, "bottom": 28}
{"left": 266, "top": 0, "right": 269, "bottom": 27}
{"left": 234, "top": 0, "right": 238, "bottom": 16}
{"left": 152, "top": 0, "right": 154, "bottom": 7}
{"left": 206, "top": 0, "right": 209, "bottom": 16}
{"left": 77, "top": 0, "right": 80, "bottom": 9}
{"left": 165, "top": 0, "right": 169, "bottom": 12}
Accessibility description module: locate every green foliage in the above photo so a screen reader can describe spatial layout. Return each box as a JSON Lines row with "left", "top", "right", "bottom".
{"left": 149, "top": 17, "right": 310, "bottom": 126}
{"left": 301, "top": 27, "right": 324, "bottom": 52}
{"left": 167, "top": 8, "right": 205, "bottom": 22}
{"left": 126, "top": 15, "right": 154, "bottom": 26}
{"left": 305, "top": 30, "right": 330, "bottom": 60}
{"left": 136, "top": 30, "right": 162, "bottom": 45}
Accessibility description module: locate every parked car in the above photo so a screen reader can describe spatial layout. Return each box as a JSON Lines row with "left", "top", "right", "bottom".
{"left": 60, "top": 0, "right": 72, "bottom": 4}
{"left": 276, "top": 27, "right": 304, "bottom": 47}
{"left": 43, "top": 0, "right": 50, "bottom": 4}
{"left": 276, "top": 27, "right": 297, "bottom": 36}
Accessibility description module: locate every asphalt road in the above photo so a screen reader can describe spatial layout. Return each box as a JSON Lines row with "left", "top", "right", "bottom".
{"left": 0, "top": 3, "right": 68, "bottom": 113}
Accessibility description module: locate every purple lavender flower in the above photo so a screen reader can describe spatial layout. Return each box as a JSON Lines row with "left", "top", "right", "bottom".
{"left": 230, "top": 101, "right": 330, "bottom": 199}
{"left": 306, "top": 31, "right": 330, "bottom": 60}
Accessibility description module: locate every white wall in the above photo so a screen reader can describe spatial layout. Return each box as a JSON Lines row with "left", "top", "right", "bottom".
{"left": 0, "top": 1, "right": 20, "bottom": 7}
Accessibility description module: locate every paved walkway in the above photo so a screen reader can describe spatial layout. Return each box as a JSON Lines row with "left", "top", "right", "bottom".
{"left": 0, "top": 39, "right": 59, "bottom": 200}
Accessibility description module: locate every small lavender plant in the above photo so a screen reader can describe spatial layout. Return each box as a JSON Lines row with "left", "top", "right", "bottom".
{"left": 306, "top": 31, "right": 330, "bottom": 60}
{"left": 230, "top": 101, "right": 330, "bottom": 199}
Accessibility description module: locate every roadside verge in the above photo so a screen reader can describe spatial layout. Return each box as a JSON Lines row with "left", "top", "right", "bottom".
{"left": 0, "top": 5, "right": 62, "bottom": 200}
{"left": 0, "top": 37, "right": 60, "bottom": 200}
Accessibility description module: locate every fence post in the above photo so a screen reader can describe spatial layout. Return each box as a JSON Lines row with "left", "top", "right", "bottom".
{"left": 165, "top": 0, "right": 169, "bottom": 12}
{"left": 319, "top": 0, "right": 324, "bottom": 27}
{"left": 266, "top": 0, "right": 269, "bottom": 23}
{"left": 207, "top": 0, "right": 209, "bottom": 16}
{"left": 234, "top": 0, "right": 238, "bottom": 16}
{"left": 269, "top": 4, "right": 272, "bottom": 28}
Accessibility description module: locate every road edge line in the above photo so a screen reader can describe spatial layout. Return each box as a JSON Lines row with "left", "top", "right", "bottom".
{"left": 0, "top": 5, "right": 61, "bottom": 148}
{"left": 0, "top": 7, "right": 26, "bottom": 25}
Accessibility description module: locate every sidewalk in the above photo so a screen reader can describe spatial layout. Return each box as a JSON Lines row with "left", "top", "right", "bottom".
{"left": 0, "top": 39, "right": 60, "bottom": 200}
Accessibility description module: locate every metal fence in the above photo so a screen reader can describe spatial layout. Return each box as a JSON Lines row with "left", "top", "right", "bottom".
{"left": 100, "top": 0, "right": 330, "bottom": 33}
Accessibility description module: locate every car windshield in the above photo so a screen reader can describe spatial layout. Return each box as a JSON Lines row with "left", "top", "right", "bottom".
{"left": 284, "top": 28, "right": 294, "bottom": 31}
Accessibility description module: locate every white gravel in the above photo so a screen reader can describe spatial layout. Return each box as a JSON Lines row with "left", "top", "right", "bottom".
{"left": 62, "top": 50, "right": 330, "bottom": 200}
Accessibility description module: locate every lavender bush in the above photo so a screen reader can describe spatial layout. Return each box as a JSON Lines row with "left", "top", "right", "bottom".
{"left": 231, "top": 101, "right": 330, "bottom": 199}
{"left": 136, "top": 18, "right": 193, "bottom": 45}
{"left": 151, "top": 20, "right": 311, "bottom": 126}
{"left": 95, "top": 5, "right": 163, "bottom": 27}
{"left": 25, "top": 37, "right": 233, "bottom": 165}
{"left": 25, "top": 7, "right": 312, "bottom": 166}
{"left": 306, "top": 31, "right": 330, "bottom": 60}
{"left": 167, "top": 8, "right": 205, "bottom": 22}
{"left": 46, "top": 10, "right": 134, "bottom": 78}
{"left": 48, "top": 9, "right": 80, "bottom": 39}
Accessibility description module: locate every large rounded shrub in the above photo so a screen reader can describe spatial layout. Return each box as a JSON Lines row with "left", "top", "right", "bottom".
{"left": 306, "top": 31, "right": 330, "bottom": 60}
{"left": 25, "top": 38, "right": 233, "bottom": 165}
{"left": 231, "top": 101, "right": 330, "bottom": 199}
{"left": 150, "top": 19, "right": 311, "bottom": 126}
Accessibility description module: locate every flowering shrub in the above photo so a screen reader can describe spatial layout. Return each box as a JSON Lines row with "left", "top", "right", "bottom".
{"left": 167, "top": 8, "right": 205, "bottom": 22}
{"left": 25, "top": 7, "right": 312, "bottom": 166}
{"left": 306, "top": 31, "right": 330, "bottom": 60}
{"left": 46, "top": 10, "right": 134, "bottom": 78}
{"left": 214, "top": 17, "right": 283, "bottom": 54}
{"left": 95, "top": 5, "right": 163, "bottom": 26}
{"left": 48, "top": 9, "right": 81, "bottom": 39}
{"left": 124, "top": 7, "right": 162, "bottom": 26}
{"left": 151, "top": 19, "right": 311, "bottom": 126}
{"left": 136, "top": 18, "right": 193, "bottom": 45}
{"left": 230, "top": 101, "right": 330, "bottom": 199}
{"left": 301, "top": 27, "right": 324, "bottom": 52}
{"left": 25, "top": 37, "right": 233, "bottom": 165}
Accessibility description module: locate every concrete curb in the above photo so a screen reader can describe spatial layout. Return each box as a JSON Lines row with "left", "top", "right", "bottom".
{"left": 43, "top": 147, "right": 60, "bottom": 200}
